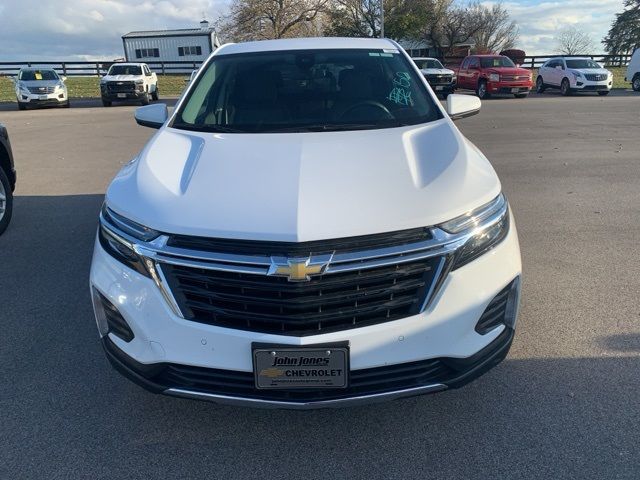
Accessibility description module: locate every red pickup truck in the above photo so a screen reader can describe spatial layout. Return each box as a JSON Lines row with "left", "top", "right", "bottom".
{"left": 455, "top": 55, "right": 533, "bottom": 99}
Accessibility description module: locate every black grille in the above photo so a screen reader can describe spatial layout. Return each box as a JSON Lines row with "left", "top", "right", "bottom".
{"left": 584, "top": 73, "right": 607, "bottom": 81}
{"left": 27, "top": 86, "right": 55, "bottom": 94}
{"left": 425, "top": 74, "right": 453, "bottom": 85}
{"left": 107, "top": 82, "right": 137, "bottom": 93}
{"left": 156, "top": 357, "right": 455, "bottom": 401}
{"left": 167, "top": 228, "right": 432, "bottom": 257}
{"left": 475, "top": 281, "right": 513, "bottom": 334}
{"left": 97, "top": 291, "right": 134, "bottom": 342}
{"left": 161, "top": 256, "right": 443, "bottom": 336}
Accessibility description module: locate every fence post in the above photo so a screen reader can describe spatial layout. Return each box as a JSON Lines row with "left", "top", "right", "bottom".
{"left": 161, "top": 62, "right": 165, "bottom": 75}
{"left": 62, "top": 63, "right": 67, "bottom": 76}
{"left": 530, "top": 56, "right": 535, "bottom": 69}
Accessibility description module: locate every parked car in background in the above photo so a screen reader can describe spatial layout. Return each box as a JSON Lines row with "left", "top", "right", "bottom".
{"left": 455, "top": 55, "right": 533, "bottom": 99}
{"left": 91, "top": 37, "right": 522, "bottom": 409}
{"left": 14, "top": 68, "right": 69, "bottom": 110}
{"left": 412, "top": 57, "right": 456, "bottom": 97}
{"left": 625, "top": 48, "right": 640, "bottom": 92}
{"left": 537, "top": 57, "right": 613, "bottom": 96}
{"left": 100, "top": 63, "right": 158, "bottom": 107}
{"left": 0, "top": 124, "right": 16, "bottom": 235}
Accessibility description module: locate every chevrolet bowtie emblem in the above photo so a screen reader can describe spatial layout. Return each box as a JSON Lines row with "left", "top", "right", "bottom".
{"left": 268, "top": 255, "right": 332, "bottom": 282}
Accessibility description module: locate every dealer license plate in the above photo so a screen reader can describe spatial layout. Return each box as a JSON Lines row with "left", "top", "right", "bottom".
{"left": 511, "top": 88, "right": 520, "bottom": 93}
{"left": 117, "top": 93, "right": 127, "bottom": 98}
{"left": 39, "top": 95, "right": 47, "bottom": 100}
{"left": 253, "top": 344, "right": 349, "bottom": 389}
{"left": 435, "top": 86, "right": 444, "bottom": 91}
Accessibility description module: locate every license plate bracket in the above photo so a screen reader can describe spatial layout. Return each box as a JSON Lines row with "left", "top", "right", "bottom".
{"left": 39, "top": 95, "right": 48, "bottom": 100}
{"left": 252, "top": 342, "right": 349, "bottom": 389}
{"left": 117, "top": 93, "right": 127, "bottom": 98}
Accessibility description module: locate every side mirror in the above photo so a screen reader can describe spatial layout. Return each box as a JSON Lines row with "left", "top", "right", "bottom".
{"left": 446, "top": 94, "right": 481, "bottom": 121}
{"left": 135, "top": 103, "right": 168, "bottom": 129}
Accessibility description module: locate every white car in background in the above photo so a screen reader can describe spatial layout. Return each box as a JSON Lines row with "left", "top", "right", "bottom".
{"left": 100, "top": 63, "right": 158, "bottom": 107}
{"left": 412, "top": 57, "right": 456, "bottom": 97}
{"left": 91, "top": 37, "right": 521, "bottom": 409}
{"left": 14, "top": 68, "right": 69, "bottom": 110}
{"left": 536, "top": 57, "right": 613, "bottom": 96}
{"left": 625, "top": 48, "right": 640, "bottom": 92}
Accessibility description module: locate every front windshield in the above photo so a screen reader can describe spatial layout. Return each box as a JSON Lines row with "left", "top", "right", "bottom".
{"left": 565, "top": 59, "right": 601, "bottom": 69}
{"left": 108, "top": 65, "right": 142, "bottom": 76}
{"left": 480, "top": 56, "right": 516, "bottom": 68}
{"left": 173, "top": 49, "right": 442, "bottom": 133}
{"left": 415, "top": 59, "right": 444, "bottom": 70}
{"left": 19, "top": 69, "right": 59, "bottom": 81}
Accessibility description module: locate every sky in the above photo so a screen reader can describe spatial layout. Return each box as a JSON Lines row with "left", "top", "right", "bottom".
{"left": 0, "top": 0, "right": 625, "bottom": 61}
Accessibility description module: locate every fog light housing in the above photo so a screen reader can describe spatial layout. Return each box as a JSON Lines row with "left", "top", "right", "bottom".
{"left": 475, "top": 277, "right": 521, "bottom": 334}
{"left": 92, "top": 288, "right": 135, "bottom": 342}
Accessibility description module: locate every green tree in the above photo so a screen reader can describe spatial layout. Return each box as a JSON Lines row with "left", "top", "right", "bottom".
{"left": 604, "top": 0, "right": 640, "bottom": 54}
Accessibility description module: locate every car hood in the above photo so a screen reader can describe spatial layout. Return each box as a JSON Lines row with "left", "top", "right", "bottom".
{"left": 19, "top": 80, "right": 62, "bottom": 87}
{"left": 103, "top": 75, "right": 143, "bottom": 81}
{"left": 572, "top": 68, "right": 610, "bottom": 75}
{"left": 421, "top": 68, "right": 455, "bottom": 75}
{"left": 106, "top": 120, "right": 501, "bottom": 241}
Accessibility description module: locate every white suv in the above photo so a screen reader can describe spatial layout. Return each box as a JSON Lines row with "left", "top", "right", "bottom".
{"left": 536, "top": 57, "right": 613, "bottom": 96}
{"left": 625, "top": 48, "right": 640, "bottom": 92}
{"left": 91, "top": 37, "right": 522, "bottom": 408}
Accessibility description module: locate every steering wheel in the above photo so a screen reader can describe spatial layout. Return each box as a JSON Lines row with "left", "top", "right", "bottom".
{"left": 339, "top": 101, "right": 394, "bottom": 121}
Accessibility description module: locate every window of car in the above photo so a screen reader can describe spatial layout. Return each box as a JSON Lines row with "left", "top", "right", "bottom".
{"left": 415, "top": 59, "right": 444, "bottom": 70}
{"left": 173, "top": 49, "right": 443, "bottom": 134}
{"left": 469, "top": 58, "right": 480, "bottom": 69}
{"left": 565, "top": 59, "right": 601, "bottom": 69}
{"left": 108, "top": 65, "right": 142, "bottom": 76}
{"left": 19, "top": 69, "right": 59, "bottom": 81}
{"left": 480, "top": 56, "right": 516, "bottom": 68}
{"left": 461, "top": 58, "right": 470, "bottom": 69}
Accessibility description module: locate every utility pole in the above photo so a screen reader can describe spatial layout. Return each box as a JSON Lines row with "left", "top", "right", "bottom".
{"left": 380, "top": 0, "right": 385, "bottom": 38}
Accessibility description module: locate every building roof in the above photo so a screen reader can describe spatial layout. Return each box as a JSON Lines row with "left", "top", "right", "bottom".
{"left": 122, "top": 28, "right": 216, "bottom": 39}
{"left": 216, "top": 37, "right": 398, "bottom": 56}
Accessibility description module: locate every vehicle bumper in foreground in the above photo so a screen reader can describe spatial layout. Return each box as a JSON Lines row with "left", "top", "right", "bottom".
{"left": 90, "top": 212, "right": 522, "bottom": 408}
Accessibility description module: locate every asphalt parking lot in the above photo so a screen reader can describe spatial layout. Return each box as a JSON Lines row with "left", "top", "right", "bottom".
{"left": 1, "top": 93, "right": 639, "bottom": 479}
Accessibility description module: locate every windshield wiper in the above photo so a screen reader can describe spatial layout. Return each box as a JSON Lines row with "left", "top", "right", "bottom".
{"left": 171, "top": 123, "right": 244, "bottom": 133}
{"left": 268, "top": 122, "right": 402, "bottom": 133}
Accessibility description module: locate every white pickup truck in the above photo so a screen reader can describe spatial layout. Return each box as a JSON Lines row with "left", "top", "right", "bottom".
{"left": 100, "top": 63, "right": 159, "bottom": 106}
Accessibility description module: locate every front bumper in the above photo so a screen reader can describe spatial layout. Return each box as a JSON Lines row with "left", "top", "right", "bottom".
{"left": 17, "top": 91, "right": 67, "bottom": 105}
{"left": 489, "top": 82, "right": 532, "bottom": 95}
{"left": 571, "top": 78, "right": 612, "bottom": 91}
{"left": 90, "top": 214, "right": 522, "bottom": 408}
{"left": 101, "top": 84, "right": 146, "bottom": 101}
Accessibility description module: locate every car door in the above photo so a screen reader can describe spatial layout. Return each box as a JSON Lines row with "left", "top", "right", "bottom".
{"left": 458, "top": 58, "right": 470, "bottom": 89}
{"left": 552, "top": 59, "right": 565, "bottom": 86}
{"left": 467, "top": 57, "right": 481, "bottom": 89}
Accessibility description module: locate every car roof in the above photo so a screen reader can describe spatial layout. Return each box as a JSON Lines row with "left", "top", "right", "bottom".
{"left": 20, "top": 67, "right": 56, "bottom": 71}
{"left": 216, "top": 37, "right": 399, "bottom": 56}
{"left": 110, "top": 63, "right": 145, "bottom": 67}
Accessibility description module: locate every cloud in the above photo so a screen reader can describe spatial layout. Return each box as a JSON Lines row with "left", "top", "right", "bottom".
{"left": 0, "top": 0, "right": 228, "bottom": 61}
{"left": 495, "top": 0, "right": 621, "bottom": 55}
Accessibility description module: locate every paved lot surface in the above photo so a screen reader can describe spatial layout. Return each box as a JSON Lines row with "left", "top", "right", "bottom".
{"left": 1, "top": 94, "right": 639, "bottom": 479}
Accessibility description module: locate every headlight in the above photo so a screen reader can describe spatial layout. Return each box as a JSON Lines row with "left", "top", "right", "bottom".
{"left": 570, "top": 70, "right": 583, "bottom": 80}
{"left": 98, "top": 205, "right": 160, "bottom": 277}
{"left": 489, "top": 73, "right": 500, "bottom": 82}
{"left": 439, "top": 194, "right": 510, "bottom": 269}
{"left": 56, "top": 83, "right": 66, "bottom": 91}
{"left": 18, "top": 82, "right": 28, "bottom": 93}
{"left": 135, "top": 80, "right": 144, "bottom": 85}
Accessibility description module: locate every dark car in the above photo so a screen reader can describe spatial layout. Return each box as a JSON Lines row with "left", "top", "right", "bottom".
{"left": 0, "top": 124, "right": 16, "bottom": 235}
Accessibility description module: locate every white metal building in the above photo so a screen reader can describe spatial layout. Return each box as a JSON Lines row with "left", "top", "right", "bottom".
{"left": 122, "top": 20, "right": 220, "bottom": 65}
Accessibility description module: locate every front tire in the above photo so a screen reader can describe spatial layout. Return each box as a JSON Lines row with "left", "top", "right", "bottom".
{"left": 0, "top": 167, "right": 13, "bottom": 236}
{"left": 63, "top": 100, "right": 71, "bottom": 108}
{"left": 560, "top": 78, "right": 572, "bottom": 96}
{"left": 140, "top": 92, "right": 150, "bottom": 106}
{"left": 632, "top": 75, "right": 640, "bottom": 92}
{"left": 598, "top": 91, "right": 610, "bottom": 96}
{"left": 514, "top": 93, "right": 528, "bottom": 98}
{"left": 151, "top": 87, "right": 159, "bottom": 101}
{"left": 536, "top": 76, "right": 546, "bottom": 93}
{"left": 102, "top": 99, "right": 112, "bottom": 107}
{"left": 477, "top": 80, "right": 490, "bottom": 99}
{"left": 17, "top": 101, "right": 26, "bottom": 111}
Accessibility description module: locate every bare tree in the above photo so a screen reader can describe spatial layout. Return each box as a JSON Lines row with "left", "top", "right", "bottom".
{"left": 555, "top": 26, "right": 595, "bottom": 55}
{"left": 219, "top": 0, "right": 329, "bottom": 42}
{"left": 324, "top": 0, "right": 381, "bottom": 37}
{"left": 468, "top": 1, "right": 519, "bottom": 53}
